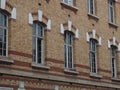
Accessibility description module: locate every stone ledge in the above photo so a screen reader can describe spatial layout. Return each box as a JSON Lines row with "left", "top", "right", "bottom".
{"left": 0, "top": 56, "right": 14, "bottom": 64}
{"left": 0, "top": 87, "right": 13, "bottom": 90}
{"left": 60, "top": 1, "right": 78, "bottom": 11}
{"left": 0, "top": 68, "right": 120, "bottom": 89}
{"left": 112, "top": 78, "right": 120, "bottom": 82}
{"left": 64, "top": 68, "right": 79, "bottom": 75}
{"left": 31, "top": 62, "right": 50, "bottom": 70}
{"left": 18, "top": 89, "right": 25, "bottom": 90}
{"left": 88, "top": 13, "right": 99, "bottom": 20}
{"left": 108, "top": 22, "right": 118, "bottom": 28}
{"left": 90, "top": 73, "right": 103, "bottom": 79}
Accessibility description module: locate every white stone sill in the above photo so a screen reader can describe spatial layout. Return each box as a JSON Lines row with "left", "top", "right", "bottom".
{"left": 90, "top": 73, "right": 103, "bottom": 79}
{"left": 0, "top": 56, "right": 14, "bottom": 64}
{"left": 88, "top": 13, "right": 99, "bottom": 20}
{"left": 31, "top": 62, "right": 50, "bottom": 70}
{"left": 64, "top": 68, "right": 79, "bottom": 75}
{"left": 60, "top": 1, "right": 78, "bottom": 11}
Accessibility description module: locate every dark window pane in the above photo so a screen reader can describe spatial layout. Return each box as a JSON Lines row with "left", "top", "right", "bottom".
{"left": 37, "top": 38, "right": 42, "bottom": 63}
{"left": 0, "top": 42, "right": 2, "bottom": 48}
{"left": 3, "top": 50, "right": 6, "bottom": 56}
{"left": 4, "top": 29, "right": 6, "bottom": 36}
{"left": 0, "top": 49, "right": 2, "bottom": 55}
{"left": 90, "top": 0, "right": 94, "bottom": 14}
{"left": 64, "top": 45, "right": 67, "bottom": 67}
{"left": 37, "top": 38, "right": 42, "bottom": 52}
{"left": 68, "top": 46, "right": 72, "bottom": 68}
{"left": 38, "top": 58, "right": 41, "bottom": 63}
{"left": 38, "top": 51, "right": 41, "bottom": 63}
{"left": 110, "top": 7, "right": 114, "bottom": 22}
{"left": 3, "top": 43, "right": 6, "bottom": 49}
{"left": 0, "top": 37, "right": 2, "bottom": 43}
{"left": 4, "top": 15, "right": 7, "bottom": 26}
{"left": 0, "top": 29, "right": 3, "bottom": 36}
{"left": 33, "top": 38, "right": 36, "bottom": 50}
{"left": 0, "top": 13, "right": 3, "bottom": 26}
{"left": 33, "top": 24, "right": 36, "bottom": 35}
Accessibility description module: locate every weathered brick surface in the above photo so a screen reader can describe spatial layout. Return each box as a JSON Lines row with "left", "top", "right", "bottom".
{"left": 0, "top": 0, "right": 120, "bottom": 89}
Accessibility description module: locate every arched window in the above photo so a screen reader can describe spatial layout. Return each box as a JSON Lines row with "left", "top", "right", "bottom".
{"left": 32, "top": 21, "right": 45, "bottom": 64}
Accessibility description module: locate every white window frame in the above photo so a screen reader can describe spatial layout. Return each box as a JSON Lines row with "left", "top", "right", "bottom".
{"left": 108, "top": 0, "right": 115, "bottom": 23}
{"left": 62, "top": 0, "right": 73, "bottom": 6}
{"left": 111, "top": 45, "right": 117, "bottom": 78}
{"left": 89, "top": 39, "right": 98, "bottom": 74}
{"left": 0, "top": 10, "right": 8, "bottom": 57}
{"left": 33, "top": 22, "right": 45, "bottom": 64}
{"left": 88, "top": 0, "right": 95, "bottom": 15}
{"left": 64, "top": 31, "right": 74, "bottom": 69}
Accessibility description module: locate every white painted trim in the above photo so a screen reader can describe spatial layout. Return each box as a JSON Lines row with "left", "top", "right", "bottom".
{"left": 28, "top": 13, "right": 33, "bottom": 25}
{"left": 86, "top": 32, "right": 90, "bottom": 42}
{"left": 47, "top": 19, "right": 51, "bottom": 30}
{"left": 75, "top": 29, "right": 79, "bottom": 38}
{"left": 19, "top": 81, "right": 24, "bottom": 89}
{"left": 1, "top": 0, "right": 6, "bottom": 9}
{"left": 118, "top": 43, "right": 120, "bottom": 51}
{"left": 113, "top": 37, "right": 116, "bottom": 45}
{"left": 98, "top": 37, "right": 102, "bottom": 45}
{"left": 68, "top": 20, "right": 72, "bottom": 31}
{"left": 11, "top": 8, "right": 16, "bottom": 19}
{"left": 38, "top": 10, "right": 43, "bottom": 21}
{"left": 108, "top": 40, "right": 111, "bottom": 48}
{"left": 54, "top": 85, "right": 59, "bottom": 90}
{"left": 92, "top": 30, "right": 96, "bottom": 38}
{"left": 60, "top": 24, "right": 64, "bottom": 34}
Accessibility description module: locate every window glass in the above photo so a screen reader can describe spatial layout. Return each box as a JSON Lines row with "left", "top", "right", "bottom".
{"left": 33, "top": 22, "right": 44, "bottom": 64}
{"left": 64, "top": 31, "right": 73, "bottom": 69}
{"left": 0, "top": 11, "right": 8, "bottom": 56}
{"left": 90, "top": 39, "right": 97, "bottom": 73}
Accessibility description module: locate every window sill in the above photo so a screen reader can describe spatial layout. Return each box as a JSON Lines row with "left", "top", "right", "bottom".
{"left": 90, "top": 73, "right": 103, "bottom": 79}
{"left": 18, "top": 89, "right": 25, "bottom": 90}
{"left": 112, "top": 78, "right": 120, "bottom": 82}
{"left": 0, "top": 56, "right": 14, "bottom": 64}
{"left": 64, "top": 68, "right": 79, "bottom": 75}
{"left": 31, "top": 62, "right": 50, "bottom": 70}
{"left": 0, "top": 87, "right": 13, "bottom": 90}
{"left": 108, "top": 22, "right": 118, "bottom": 28}
{"left": 88, "top": 13, "right": 99, "bottom": 20}
{"left": 60, "top": 1, "right": 78, "bottom": 11}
